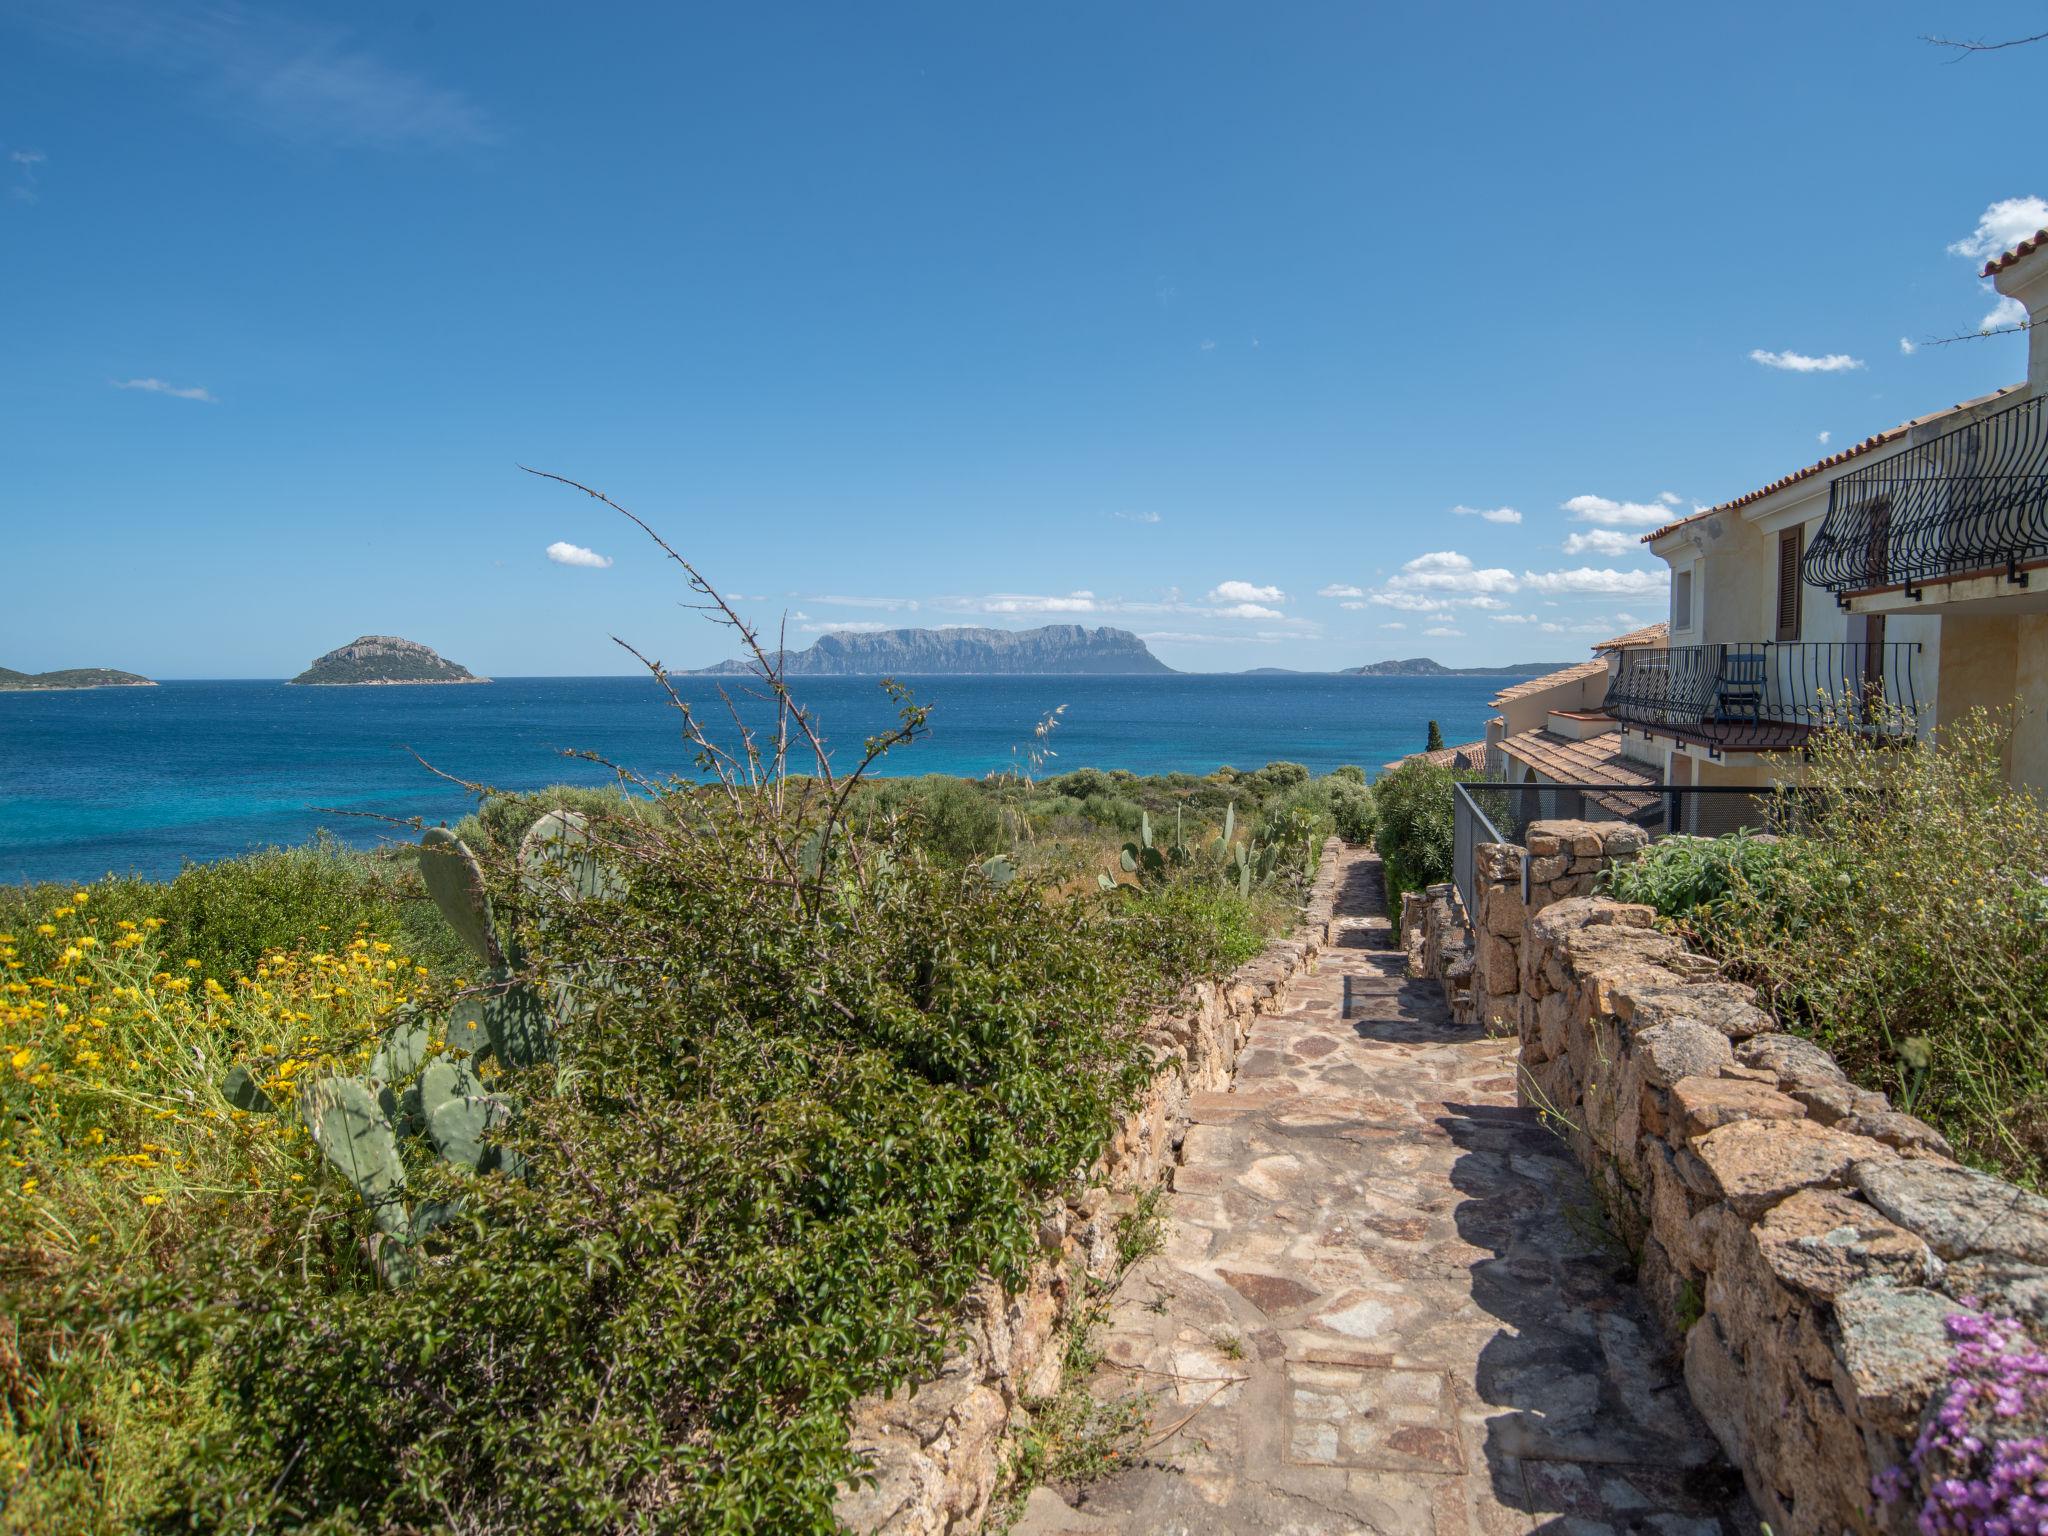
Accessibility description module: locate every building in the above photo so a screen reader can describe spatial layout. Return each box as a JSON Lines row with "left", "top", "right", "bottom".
{"left": 1482, "top": 625, "right": 1668, "bottom": 820}
{"left": 1613, "top": 225, "right": 2048, "bottom": 806}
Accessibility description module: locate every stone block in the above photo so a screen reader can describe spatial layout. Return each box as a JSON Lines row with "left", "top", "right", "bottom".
{"left": 1687, "top": 1118, "right": 1893, "bottom": 1218}
{"left": 1634, "top": 1020, "right": 1737, "bottom": 1090}
{"left": 1831, "top": 1280, "right": 1953, "bottom": 1439}
{"left": 1852, "top": 1157, "right": 2048, "bottom": 1264}
{"left": 1601, "top": 822, "right": 1650, "bottom": 857}
{"left": 1668, "top": 1075, "right": 1804, "bottom": 1139}
{"left": 1746, "top": 1189, "right": 1941, "bottom": 1301}
{"left": 1528, "top": 854, "right": 1567, "bottom": 883}
{"left": 1839, "top": 1110, "right": 1953, "bottom": 1160}
{"left": 1619, "top": 981, "right": 1775, "bottom": 1041}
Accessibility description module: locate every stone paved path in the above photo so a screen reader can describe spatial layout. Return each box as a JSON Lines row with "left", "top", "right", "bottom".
{"left": 1021, "top": 849, "right": 1753, "bottom": 1536}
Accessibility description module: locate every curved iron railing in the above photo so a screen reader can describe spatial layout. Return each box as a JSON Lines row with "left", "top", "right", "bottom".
{"left": 1603, "top": 642, "right": 1922, "bottom": 751}
{"left": 1806, "top": 393, "right": 2048, "bottom": 599}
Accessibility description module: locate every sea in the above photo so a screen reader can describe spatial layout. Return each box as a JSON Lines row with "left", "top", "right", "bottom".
{"left": 0, "top": 674, "right": 1506, "bottom": 885}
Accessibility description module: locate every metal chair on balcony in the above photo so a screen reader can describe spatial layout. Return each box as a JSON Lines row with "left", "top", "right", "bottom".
{"left": 1713, "top": 651, "right": 1766, "bottom": 724}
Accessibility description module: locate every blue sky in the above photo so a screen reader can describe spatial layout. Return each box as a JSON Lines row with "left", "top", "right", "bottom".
{"left": 3, "top": 1, "right": 2044, "bottom": 676}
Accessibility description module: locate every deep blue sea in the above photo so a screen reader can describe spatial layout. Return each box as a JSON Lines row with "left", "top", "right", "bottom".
{"left": 0, "top": 675, "right": 1504, "bottom": 884}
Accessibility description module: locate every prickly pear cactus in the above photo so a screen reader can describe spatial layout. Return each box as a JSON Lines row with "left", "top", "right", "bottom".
{"left": 300, "top": 1076, "right": 408, "bottom": 1237}
{"left": 419, "top": 828, "right": 503, "bottom": 966}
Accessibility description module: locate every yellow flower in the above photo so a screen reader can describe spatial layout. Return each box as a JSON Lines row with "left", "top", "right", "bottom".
{"left": 19, "top": 1179, "right": 35, "bottom": 1195}
{"left": 184, "top": 959, "right": 201, "bottom": 970}
{"left": 72, "top": 892, "right": 89, "bottom": 906}
{"left": 141, "top": 1194, "right": 163, "bottom": 1207}
{"left": 10, "top": 1051, "right": 30, "bottom": 1071}
{"left": 35, "top": 925, "right": 55, "bottom": 938}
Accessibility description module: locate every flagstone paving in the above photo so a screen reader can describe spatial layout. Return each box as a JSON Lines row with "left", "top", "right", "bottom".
{"left": 1021, "top": 850, "right": 1755, "bottom": 1536}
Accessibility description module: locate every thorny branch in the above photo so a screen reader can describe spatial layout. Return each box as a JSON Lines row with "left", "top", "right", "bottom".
{"left": 519, "top": 465, "right": 931, "bottom": 919}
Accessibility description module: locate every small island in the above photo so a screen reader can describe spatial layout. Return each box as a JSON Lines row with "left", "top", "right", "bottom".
{"left": 691, "top": 624, "right": 1176, "bottom": 676}
{"left": 289, "top": 636, "right": 489, "bottom": 686}
{"left": 1342, "top": 656, "right": 1572, "bottom": 677}
{"left": 0, "top": 666, "right": 156, "bottom": 691}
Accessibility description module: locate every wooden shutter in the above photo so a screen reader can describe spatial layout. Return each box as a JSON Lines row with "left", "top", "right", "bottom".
{"left": 1775, "top": 528, "right": 1804, "bottom": 642}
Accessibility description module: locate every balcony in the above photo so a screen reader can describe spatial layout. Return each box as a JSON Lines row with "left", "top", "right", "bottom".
{"left": 1603, "top": 642, "right": 1923, "bottom": 754}
{"left": 1806, "top": 392, "right": 2048, "bottom": 601}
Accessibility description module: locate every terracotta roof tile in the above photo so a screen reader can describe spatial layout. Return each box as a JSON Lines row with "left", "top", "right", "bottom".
{"left": 1382, "top": 739, "right": 1488, "bottom": 774}
{"left": 1592, "top": 622, "right": 1667, "bottom": 652}
{"left": 1496, "top": 727, "right": 1658, "bottom": 817}
{"left": 1640, "top": 386, "right": 2026, "bottom": 542}
{"left": 1983, "top": 227, "right": 2048, "bottom": 277}
{"left": 1490, "top": 657, "right": 1608, "bottom": 707}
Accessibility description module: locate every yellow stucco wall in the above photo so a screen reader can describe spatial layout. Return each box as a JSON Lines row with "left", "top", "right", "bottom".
{"left": 1932, "top": 613, "right": 2048, "bottom": 795}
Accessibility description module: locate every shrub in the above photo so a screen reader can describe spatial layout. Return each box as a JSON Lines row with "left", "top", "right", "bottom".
{"left": 853, "top": 774, "right": 1006, "bottom": 864}
{"left": 1, "top": 841, "right": 435, "bottom": 981}
{"left": 1675, "top": 708, "right": 2048, "bottom": 1188}
{"left": 1601, "top": 830, "right": 1790, "bottom": 918}
{"left": 1372, "top": 756, "right": 1460, "bottom": 902}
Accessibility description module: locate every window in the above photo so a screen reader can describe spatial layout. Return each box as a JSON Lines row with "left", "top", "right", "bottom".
{"left": 1775, "top": 527, "right": 1804, "bottom": 642}
{"left": 1672, "top": 568, "right": 1694, "bottom": 631}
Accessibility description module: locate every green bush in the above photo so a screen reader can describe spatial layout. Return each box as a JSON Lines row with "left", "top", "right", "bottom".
{"left": 1371, "top": 757, "right": 1460, "bottom": 903}
{"left": 1601, "top": 830, "right": 1790, "bottom": 917}
{"left": 1670, "top": 709, "right": 2048, "bottom": 1188}
{"left": 0, "top": 840, "right": 439, "bottom": 980}
{"left": 852, "top": 774, "right": 1007, "bottom": 864}
{"left": 146, "top": 817, "right": 1232, "bottom": 1533}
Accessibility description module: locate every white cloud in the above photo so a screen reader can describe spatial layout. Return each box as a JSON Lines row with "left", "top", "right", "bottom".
{"left": 1490, "top": 614, "right": 1538, "bottom": 624}
{"left": 1212, "top": 602, "right": 1285, "bottom": 620}
{"left": 1378, "top": 622, "right": 1406, "bottom": 631}
{"left": 1199, "top": 338, "right": 1216, "bottom": 351}
{"left": 1749, "top": 349, "right": 1865, "bottom": 373}
{"left": 1339, "top": 601, "right": 1367, "bottom": 610}
{"left": 1949, "top": 196, "right": 2048, "bottom": 262}
{"left": 1112, "top": 510, "right": 1161, "bottom": 524}
{"left": 1386, "top": 551, "right": 1517, "bottom": 594}
{"left": 802, "top": 620, "right": 898, "bottom": 633}
{"left": 1451, "top": 504, "right": 1522, "bottom": 525}
{"left": 1137, "top": 630, "right": 1280, "bottom": 646}
{"left": 1520, "top": 567, "right": 1670, "bottom": 596}
{"left": 24, "top": 0, "right": 495, "bottom": 150}
{"left": 1981, "top": 291, "right": 2029, "bottom": 333}
{"left": 545, "top": 540, "right": 612, "bottom": 569}
{"left": 8, "top": 147, "right": 44, "bottom": 201}
{"left": 1371, "top": 591, "right": 1450, "bottom": 612}
{"left": 1899, "top": 337, "right": 1917, "bottom": 356}
{"left": 1207, "top": 580, "right": 1286, "bottom": 603}
{"left": 1564, "top": 493, "right": 1681, "bottom": 527}
{"left": 975, "top": 592, "right": 1099, "bottom": 614}
{"left": 112, "top": 376, "right": 217, "bottom": 402}
{"left": 1423, "top": 626, "right": 1463, "bottom": 638}
{"left": 1818, "top": 430, "right": 1831, "bottom": 445}
{"left": 1562, "top": 528, "right": 1635, "bottom": 557}
{"left": 805, "top": 594, "right": 920, "bottom": 611}
{"left": 1317, "top": 583, "right": 1365, "bottom": 598}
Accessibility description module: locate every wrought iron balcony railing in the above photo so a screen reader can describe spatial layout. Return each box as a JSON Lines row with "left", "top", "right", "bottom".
{"left": 1806, "top": 392, "right": 2048, "bottom": 599}
{"left": 1602, "top": 642, "right": 1923, "bottom": 753}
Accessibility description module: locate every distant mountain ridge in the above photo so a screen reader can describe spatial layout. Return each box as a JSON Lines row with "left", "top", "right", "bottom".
{"left": 691, "top": 624, "right": 1175, "bottom": 676}
{"left": 1341, "top": 657, "right": 1572, "bottom": 677}
{"left": 289, "top": 636, "right": 489, "bottom": 686}
{"left": 0, "top": 667, "right": 155, "bottom": 691}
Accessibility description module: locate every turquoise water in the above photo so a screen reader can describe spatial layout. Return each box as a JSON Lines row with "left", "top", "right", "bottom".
{"left": 0, "top": 675, "right": 1503, "bottom": 884}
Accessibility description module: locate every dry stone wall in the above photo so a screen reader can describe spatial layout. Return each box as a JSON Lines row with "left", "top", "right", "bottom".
{"left": 833, "top": 841, "right": 1345, "bottom": 1535}
{"left": 1411, "top": 818, "right": 2048, "bottom": 1536}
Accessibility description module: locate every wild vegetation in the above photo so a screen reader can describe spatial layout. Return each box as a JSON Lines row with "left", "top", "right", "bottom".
{"left": 1, "top": 478, "right": 1377, "bottom": 1534}
{"left": 1369, "top": 753, "right": 1469, "bottom": 907}
{"left": 1603, "top": 707, "right": 2048, "bottom": 1189}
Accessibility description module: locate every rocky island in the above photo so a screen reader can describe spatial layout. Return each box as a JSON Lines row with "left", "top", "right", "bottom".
{"left": 0, "top": 667, "right": 156, "bottom": 691}
{"left": 1342, "top": 656, "right": 1572, "bottom": 677}
{"left": 288, "top": 636, "right": 489, "bottom": 686}
{"left": 692, "top": 624, "right": 1175, "bottom": 676}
